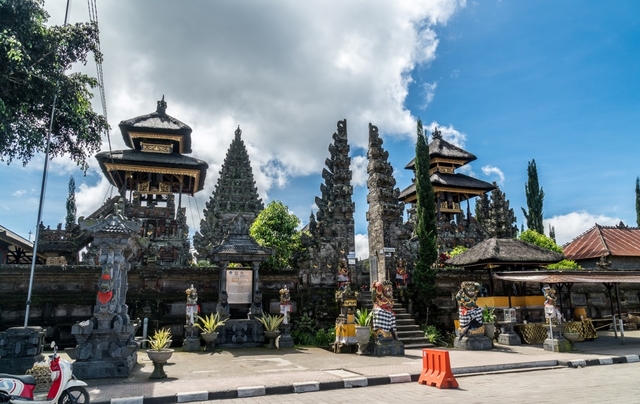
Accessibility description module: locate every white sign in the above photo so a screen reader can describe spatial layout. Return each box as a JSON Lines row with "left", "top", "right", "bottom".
{"left": 348, "top": 258, "right": 356, "bottom": 265}
{"left": 226, "top": 269, "right": 253, "bottom": 304}
{"left": 383, "top": 247, "right": 396, "bottom": 253}
{"left": 347, "top": 251, "right": 356, "bottom": 258}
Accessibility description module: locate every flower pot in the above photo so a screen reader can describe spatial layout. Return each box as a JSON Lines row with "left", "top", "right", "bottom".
{"left": 355, "top": 326, "right": 370, "bottom": 355}
{"left": 147, "top": 349, "right": 174, "bottom": 379}
{"left": 484, "top": 324, "right": 496, "bottom": 339}
{"left": 264, "top": 331, "right": 281, "bottom": 349}
{"left": 201, "top": 332, "right": 219, "bottom": 351}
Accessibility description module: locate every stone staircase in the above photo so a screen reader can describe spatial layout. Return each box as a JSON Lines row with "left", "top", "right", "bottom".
{"left": 360, "top": 292, "right": 433, "bottom": 350}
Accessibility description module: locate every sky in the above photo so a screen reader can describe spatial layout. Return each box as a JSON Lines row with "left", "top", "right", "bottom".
{"left": 2, "top": 0, "right": 639, "bottom": 260}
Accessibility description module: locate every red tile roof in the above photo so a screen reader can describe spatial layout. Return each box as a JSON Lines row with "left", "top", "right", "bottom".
{"left": 563, "top": 224, "right": 640, "bottom": 260}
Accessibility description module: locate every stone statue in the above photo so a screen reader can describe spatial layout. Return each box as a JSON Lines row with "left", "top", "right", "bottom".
{"left": 216, "top": 291, "right": 230, "bottom": 320}
{"left": 185, "top": 285, "right": 199, "bottom": 326}
{"left": 542, "top": 285, "right": 562, "bottom": 324}
{"left": 279, "top": 286, "right": 291, "bottom": 324}
{"left": 336, "top": 257, "right": 350, "bottom": 289}
{"left": 395, "top": 258, "right": 407, "bottom": 288}
{"left": 371, "top": 281, "right": 397, "bottom": 339}
{"left": 249, "top": 290, "right": 264, "bottom": 319}
{"left": 456, "top": 281, "right": 484, "bottom": 339}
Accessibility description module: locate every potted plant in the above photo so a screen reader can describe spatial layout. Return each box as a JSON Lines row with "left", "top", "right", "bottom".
{"left": 257, "top": 313, "right": 284, "bottom": 349}
{"left": 195, "top": 313, "right": 227, "bottom": 351}
{"left": 482, "top": 306, "right": 497, "bottom": 339}
{"left": 146, "top": 328, "right": 174, "bottom": 379}
{"left": 354, "top": 308, "right": 372, "bottom": 354}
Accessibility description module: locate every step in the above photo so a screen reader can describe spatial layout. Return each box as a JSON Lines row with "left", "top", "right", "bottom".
{"left": 396, "top": 319, "right": 417, "bottom": 326}
{"left": 396, "top": 330, "right": 425, "bottom": 339}
{"left": 403, "top": 342, "right": 435, "bottom": 350}
{"left": 396, "top": 324, "right": 421, "bottom": 332}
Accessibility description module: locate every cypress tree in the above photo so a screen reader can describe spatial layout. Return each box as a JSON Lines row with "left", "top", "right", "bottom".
{"left": 521, "top": 159, "right": 545, "bottom": 233}
{"left": 412, "top": 120, "right": 439, "bottom": 309}
{"left": 65, "top": 176, "right": 76, "bottom": 230}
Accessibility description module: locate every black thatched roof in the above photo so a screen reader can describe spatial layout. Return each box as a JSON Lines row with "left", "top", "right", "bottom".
{"left": 446, "top": 238, "right": 564, "bottom": 268}
{"left": 398, "top": 172, "right": 495, "bottom": 201}
{"left": 405, "top": 137, "right": 477, "bottom": 170}
{"left": 95, "top": 149, "right": 208, "bottom": 191}
{"left": 119, "top": 99, "right": 193, "bottom": 153}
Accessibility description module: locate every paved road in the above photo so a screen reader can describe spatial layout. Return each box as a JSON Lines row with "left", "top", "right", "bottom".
{"left": 190, "top": 362, "right": 640, "bottom": 403}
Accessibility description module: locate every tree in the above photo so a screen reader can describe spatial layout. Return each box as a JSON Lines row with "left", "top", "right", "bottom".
{"left": 475, "top": 183, "right": 518, "bottom": 238}
{"left": 65, "top": 175, "right": 76, "bottom": 229}
{"left": 412, "top": 120, "right": 439, "bottom": 309}
{"left": 518, "top": 229, "right": 562, "bottom": 253}
{"left": 0, "top": 0, "right": 108, "bottom": 171}
{"left": 521, "top": 159, "right": 545, "bottom": 234}
{"left": 249, "top": 201, "right": 302, "bottom": 271}
{"left": 636, "top": 176, "right": 640, "bottom": 227}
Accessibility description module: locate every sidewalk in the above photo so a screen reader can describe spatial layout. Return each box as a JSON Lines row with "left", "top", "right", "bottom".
{"left": 83, "top": 330, "right": 640, "bottom": 404}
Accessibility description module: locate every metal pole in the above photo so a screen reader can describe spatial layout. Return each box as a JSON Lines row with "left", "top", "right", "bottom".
{"left": 612, "top": 314, "right": 618, "bottom": 338}
{"left": 620, "top": 318, "right": 625, "bottom": 345}
{"left": 24, "top": 0, "right": 71, "bottom": 328}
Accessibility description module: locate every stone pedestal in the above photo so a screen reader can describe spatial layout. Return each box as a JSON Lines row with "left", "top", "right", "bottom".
{"left": 217, "top": 319, "right": 265, "bottom": 348}
{"left": 454, "top": 335, "right": 493, "bottom": 350}
{"left": 0, "top": 327, "right": 45, "bottom": 374}
{"left": 182, "top": 326, "right": 201, "bottom": 352}
{"left": 543, "top": 338, "right": 572, "bottom": 352}
{"left": 277, "top": 324, "right": 294, "bottom": 349}
{"left": 372, "top": 338, "right": 404, "bottom": 356}
{"left": 497, "top": 322, "right": 521, "bottom": 345}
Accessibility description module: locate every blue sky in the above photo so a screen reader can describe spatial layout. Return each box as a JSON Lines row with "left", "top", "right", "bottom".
{"left": 2, "top": 1, "right": 639, "bottom": 259}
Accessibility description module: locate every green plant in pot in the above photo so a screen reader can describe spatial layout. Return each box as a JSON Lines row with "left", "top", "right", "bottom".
{"left": 146, "top": 328, "right": 174, "bottom": 379}
{"left": 354, "top": 308, "right": 372, "bottom": 354}
{"left": 482, "top": 306, "right": 497, "bottom": 340}
{"left": 195, "top": 313, "right": 227, "bottom": 351}
{"left": 257, "top": 313, "right": 284, "bottom": 349}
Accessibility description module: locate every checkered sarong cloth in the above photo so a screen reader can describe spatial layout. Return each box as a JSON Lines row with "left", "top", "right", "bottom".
{"left": 458, "top": 307, "right": 483, "bottom": 329}
{"left": 372, "top": 307, "right": 396, "bottom": 332}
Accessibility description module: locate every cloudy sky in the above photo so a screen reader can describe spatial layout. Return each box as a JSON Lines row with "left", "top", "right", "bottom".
{"left": 2, "top": 0, "right": 639, "bottom": 259}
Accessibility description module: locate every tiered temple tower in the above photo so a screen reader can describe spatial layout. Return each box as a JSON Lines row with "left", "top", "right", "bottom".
{"left": 398, "top": 128, "right": 494, "bottom": 252}
{"left": 303, "top": 120, "right": 356, "bottom": 285}
{"left": 193, "top": 126, "right": 264, "bottom": 259}
{"left": 366, "top": 123, "right": 411, "bottom": 283}
{"left": 93, "top": 97, "right": 208, "bottom": 266}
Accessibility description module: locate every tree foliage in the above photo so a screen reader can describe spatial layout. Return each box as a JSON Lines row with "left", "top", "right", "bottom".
{"left": 249, "top": 201, "right": 302, "bottom": 271}
{"left": 521, "top": 159, "right": 544, "bottom": 234}
{"left": 475, "top": 182, "right": 518, "bottom": 238}
{"left": 65, "top": 175, "right": 76, "bottom": 229}
{"left": 0, "top": 0, "right": 108, "bottom": 171}
{"left": 413, "top": 120, "right": 438, "bottom": 307}
{"left": 518, "top": 229, "right": 563, "bottom": 253}
{"left": 547, "top": 259, "right": 582, "bottom": 270}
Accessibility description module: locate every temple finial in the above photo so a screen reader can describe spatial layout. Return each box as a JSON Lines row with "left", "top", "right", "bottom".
{"left": 157, "top": 95, "right": 167, "bottom": 114}
{"left": 235, "top": 125, "right": 242, "bottom": 140}
{"left": 432, "top": 127, "right": 442, "bottom": 139}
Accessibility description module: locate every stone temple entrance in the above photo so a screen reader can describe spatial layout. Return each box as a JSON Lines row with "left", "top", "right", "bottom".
{"left": 208, "top": 214, "right": 273, "bottom": 347}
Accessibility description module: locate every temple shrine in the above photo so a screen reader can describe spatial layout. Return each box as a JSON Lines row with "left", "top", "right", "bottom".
{"left": 91, "top": 97, "right": 209, "bottom": 266}
{"left": 398, "top": 127, "right": 495, "bottom": 252}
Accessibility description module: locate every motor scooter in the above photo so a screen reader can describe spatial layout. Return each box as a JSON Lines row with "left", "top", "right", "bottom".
{"left": 0, "top": 342, "right": 89, "bottom": 403}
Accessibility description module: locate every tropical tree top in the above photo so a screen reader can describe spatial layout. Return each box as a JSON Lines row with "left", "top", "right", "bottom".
{"left": 518, "top": 229, "right": 563, "bottom": 253}
{"left": 249, "top": 200, "right": 302, "bottom": 270}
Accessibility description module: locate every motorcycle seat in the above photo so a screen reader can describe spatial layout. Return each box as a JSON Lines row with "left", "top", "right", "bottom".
{"left": 0, "top": 374, "right": 36, "bottom": 385}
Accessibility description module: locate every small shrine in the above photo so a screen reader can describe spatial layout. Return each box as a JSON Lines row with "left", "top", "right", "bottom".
{"left": 92, "top": 97, "right": 208, "bottom": 267}
{"left": 398, "top": 127, "right": 495, "bottom": 254}
{"left": 207, "top": 214, "right": 273, "bottom": 347}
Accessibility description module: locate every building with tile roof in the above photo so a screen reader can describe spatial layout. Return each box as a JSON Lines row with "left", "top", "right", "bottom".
{"left": 563, "top": 222, "right": 640, "bottom": 270}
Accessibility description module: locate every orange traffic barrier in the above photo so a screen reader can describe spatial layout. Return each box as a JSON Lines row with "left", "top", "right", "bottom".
{"left": 417, "top": 348, "right": 458, "bottom": 389}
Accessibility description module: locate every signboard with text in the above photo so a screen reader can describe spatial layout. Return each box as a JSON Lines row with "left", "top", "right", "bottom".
{"left": 226, "top": 269, "right": 253, "bottom": 304}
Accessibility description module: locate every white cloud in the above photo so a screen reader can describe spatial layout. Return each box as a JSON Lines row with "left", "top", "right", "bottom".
{"left": 12, "top": 190, "right": 26, "bottom": 197}
{"left": 355, "top": 233, "right": 369, "bottom": 260}
{"left": 424, "top": 121, "right": 467, "bottom": 148}
{"left": 351, "top": 156, "right": 368, "bottom": 187}
{"left": 457, "top": 164, "right": 477, "bottom": 177}
{"left": 545, "top": 211, "right": 623, "bottom": 246}
{"left": 481, "top": 165, "right": 505, "bottom": 186}
{"left": 422, "top": 82, "right": 438, "bottom": 109}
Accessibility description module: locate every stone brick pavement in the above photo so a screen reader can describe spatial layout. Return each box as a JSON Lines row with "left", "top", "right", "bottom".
{"left": 85, "top": 330, "right": 640, "bottom": 404}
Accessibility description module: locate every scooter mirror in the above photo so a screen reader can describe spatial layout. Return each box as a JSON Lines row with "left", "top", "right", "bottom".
{"left": 50, "top": 341, "right": 56, "bottom": 349}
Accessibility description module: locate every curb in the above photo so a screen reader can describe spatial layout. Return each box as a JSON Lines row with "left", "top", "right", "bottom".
{"left": 96, "top": 357, "right": 640, "bottom": 404}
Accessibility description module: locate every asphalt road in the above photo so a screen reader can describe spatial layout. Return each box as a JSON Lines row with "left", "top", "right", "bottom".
{"left": 190, "top": 362, "right": 640, "bottom": 403}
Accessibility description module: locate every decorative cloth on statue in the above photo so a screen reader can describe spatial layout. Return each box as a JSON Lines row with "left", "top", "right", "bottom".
{"left": 372, "top": 308, "right": 397, "bottom": 333}
{"left": 458, "top": 306, "right": 483, "bottom": 329}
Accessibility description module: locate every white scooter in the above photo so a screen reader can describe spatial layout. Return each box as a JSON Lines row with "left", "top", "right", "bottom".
{"left": 0, "top": 342, "right": 89, "bottom": 403}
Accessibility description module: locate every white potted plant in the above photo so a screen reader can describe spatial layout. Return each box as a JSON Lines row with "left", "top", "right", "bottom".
{"left": 257, "top": 313, "right": 284, "bottom": 349}
{"left": 195, "top": 313, "right": 227, "bottom": 351}
{"left": 146, "top": 328, "right": 174, "bottom": 379}
{"left": 482, "top": 306, "right": 497, "bottom": 339}
{"left": 354, "top": 308, "right": 372, "bottom": 354}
